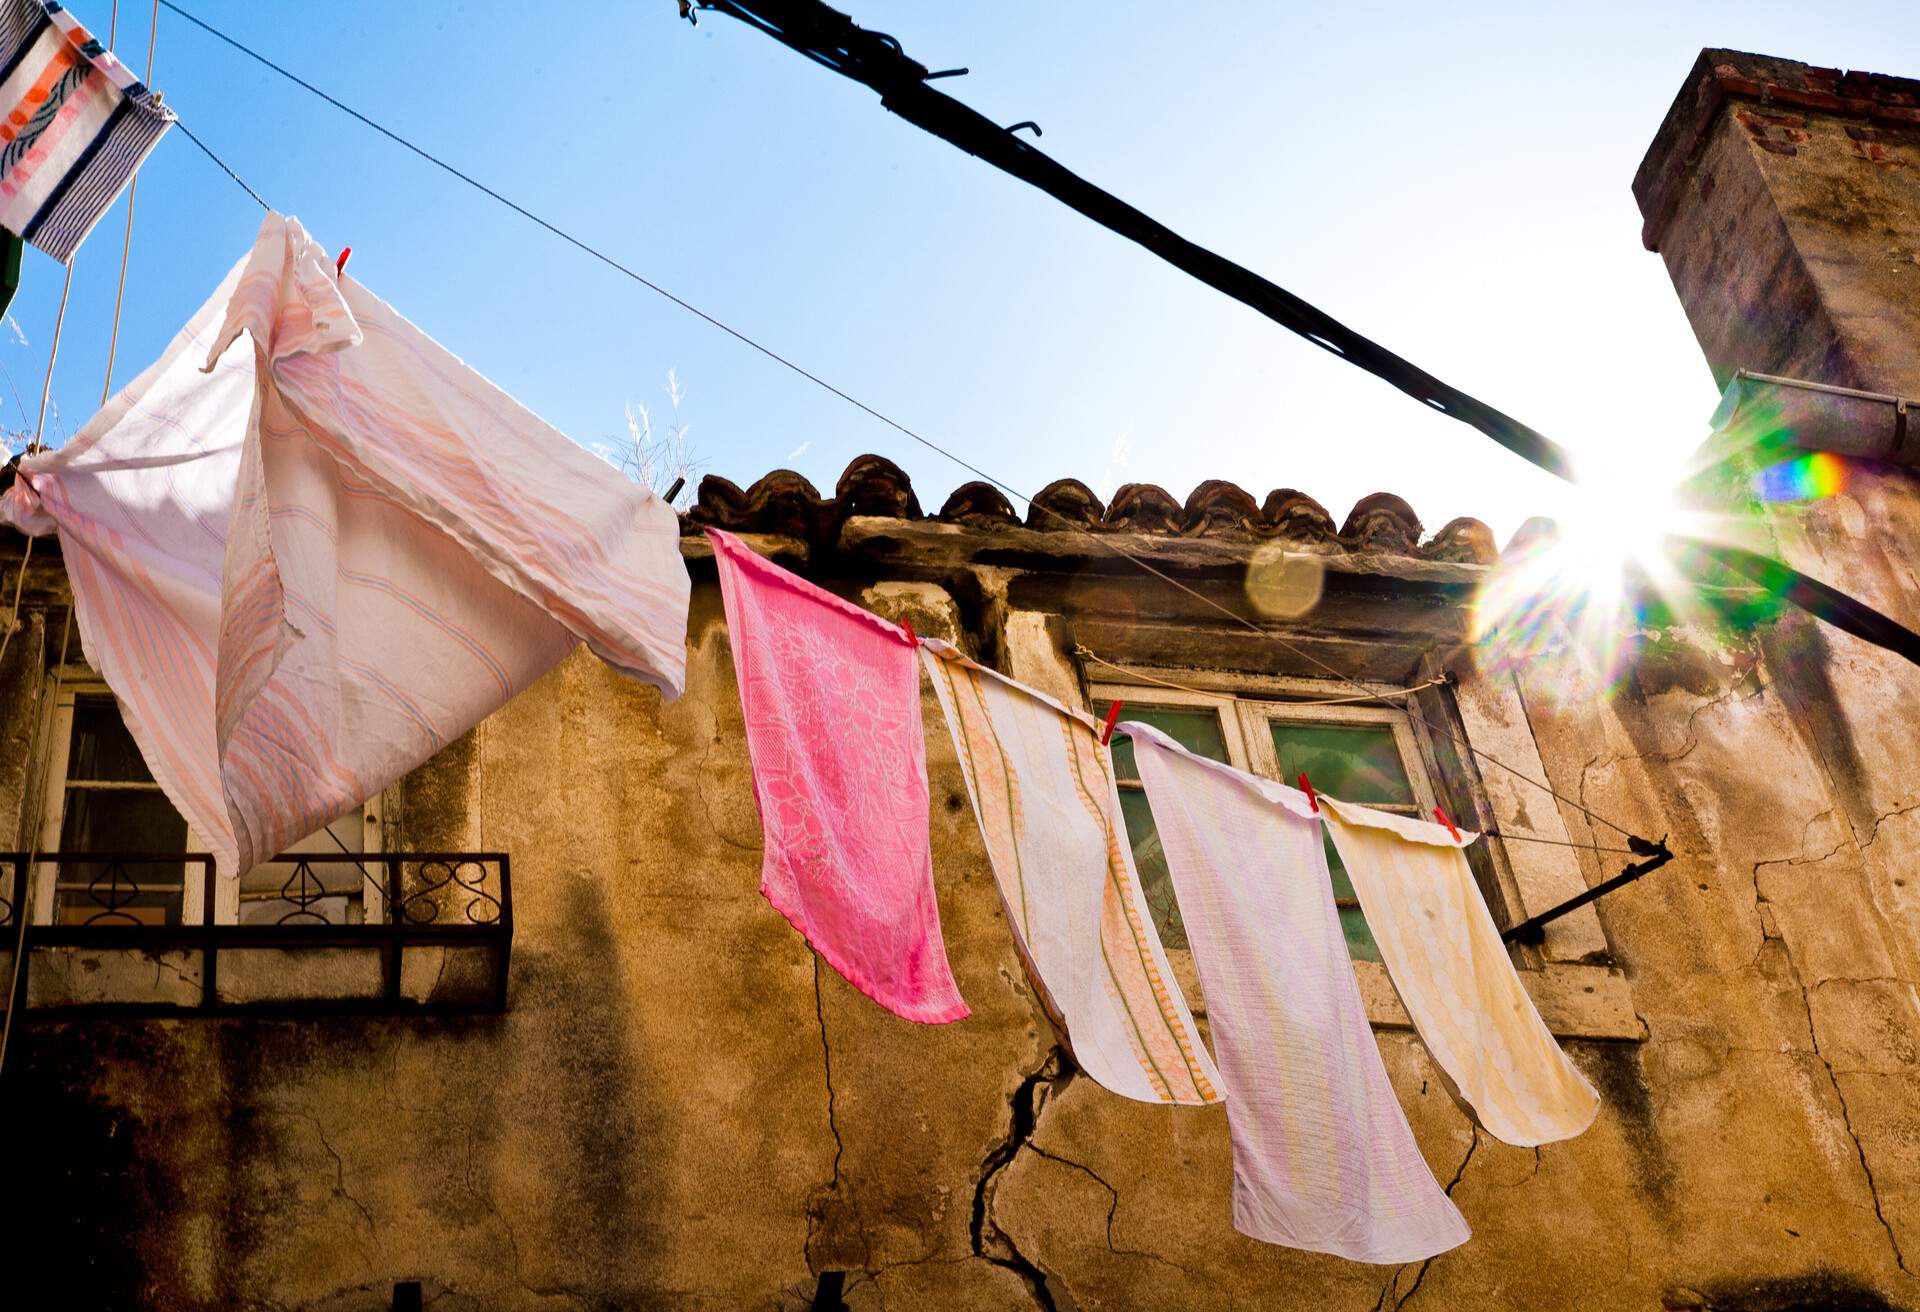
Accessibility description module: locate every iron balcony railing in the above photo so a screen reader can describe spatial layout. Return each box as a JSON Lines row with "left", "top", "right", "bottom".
{"left": 0, "top": 851, "right": 512, "bottom": 1016}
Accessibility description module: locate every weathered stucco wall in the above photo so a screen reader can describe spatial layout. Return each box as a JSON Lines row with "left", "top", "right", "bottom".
{"left": 3, "top": 512, "right": 1919, "bottom": 1310}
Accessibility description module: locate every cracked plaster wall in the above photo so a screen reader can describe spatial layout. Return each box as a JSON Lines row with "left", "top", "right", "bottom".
{"left": 5, "top": 537, "right": 1920, "bottom": 1310}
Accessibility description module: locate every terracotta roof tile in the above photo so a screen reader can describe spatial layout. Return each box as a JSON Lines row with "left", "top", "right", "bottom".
{"left": 682, "top": 454, "right": 1498, "bottom": 564}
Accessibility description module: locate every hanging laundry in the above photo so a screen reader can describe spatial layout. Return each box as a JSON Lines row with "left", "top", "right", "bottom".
{"left": 0, "top": 1, "right": 174, "bottom": 262}
{"left": 1122, "top": 722, "right": 1469, "bottom": 1264}
{"left": 920, "top": 638, "right": 1218, "bottom": 1102}
{"left": 1, "top": 212, "right": 689, "bottom": 877}
{"left": 707, "top": 528, "right": 967, "bottom": 1024}
{"left": 1321, "top": 799, "right": 1598, "bottom": 1147}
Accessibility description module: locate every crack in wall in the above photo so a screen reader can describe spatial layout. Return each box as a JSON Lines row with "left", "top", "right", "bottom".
{"left": 696, "top": 717, "right": 762, "bottom": 854}
{"left": 284, "top": 1108, "right": 378, "bottom": 1275}
{"left": 459, "top": 1117, "right": 591, "bottom": 1309}
{"left": 1024, "top": 1143, "right": 1220, "bottom": 1295}
{"left": 1372, "top": 1128, "right": 1478, "bottom": 1312}
{"left": 806, "top": 955, "right": 872, "bottom": 1278}
{"left": 969, "top": 1047, "right": 1073, "bottom": 1310}
{"left": 1745, "top": 800, "right": 1920, "bottom": 1279}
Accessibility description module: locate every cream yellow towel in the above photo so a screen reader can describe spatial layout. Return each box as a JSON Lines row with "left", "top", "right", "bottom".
{"left": 1323, "top": 799, "right": 1598, "bottom": 1147}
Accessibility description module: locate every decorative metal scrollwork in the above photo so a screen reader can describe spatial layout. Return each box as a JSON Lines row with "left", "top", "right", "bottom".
{"left": 84, "top": 860, "right": 146, "bottom": 926}
{"left": 0, "top": 858, "right": 13, "bottom": 928}
{"left": 399, "top": 860, "right": 501, "bottom": 926}
{"left": 275, "top": 860, "right": 333, "bottom": 925}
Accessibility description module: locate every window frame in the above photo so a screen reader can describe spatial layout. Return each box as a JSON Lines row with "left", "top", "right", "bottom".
{"left": 33, "top": 669, "right": 386, "bottom": 928}
{"left": 1093, "top": 674, "right": 1452, "bottom": 954}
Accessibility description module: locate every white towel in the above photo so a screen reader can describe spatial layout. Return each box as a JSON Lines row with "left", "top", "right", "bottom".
{"left": 1124, "top": 722, "right": 1469, "bottom": 1263}
{"left": 921, "top": 639, "right": 1219, "bottom": 1101}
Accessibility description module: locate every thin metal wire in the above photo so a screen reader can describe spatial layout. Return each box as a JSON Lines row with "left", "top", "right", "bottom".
{"left": 0, "top": 608, "right": 73, "bottom": 1078}
{"left": 100, "top": 0, "right": 161, "bottom": 404}
{"left": 29, "top": 264, "right": 73, "bottom": 456}
{"left": 1079, "top": 645, "right": 1646, "bottom": 855}
{"left": 152, "top": 0, "right": 1644, "bottom": 843}
{"left": 168, "top": 118, "right": 269, "bottom": 211}
{"left": 1076, "top": 644, "right": 1444, "bottom": 706}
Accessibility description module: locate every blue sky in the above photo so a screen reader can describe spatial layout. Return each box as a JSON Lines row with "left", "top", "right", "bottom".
{"left": 8, "top": 1, "right": 1918, "bottom": 542}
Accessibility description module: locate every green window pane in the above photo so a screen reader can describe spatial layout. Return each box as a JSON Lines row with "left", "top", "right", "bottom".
{"left": 1323, "top": 829, "right": 1356, "bottom": 901}
{"left": 1268, "top": 720, "right": 1414, "bottom": 806}
{"left": 1338, "top": 906, "right": 1381, "bottom": 962}
{"left": 1100, "top": 703, "right": 1229, "bottom": 781}
{"left": 1118, "top": 789, "right": 1186, "bottom": 951}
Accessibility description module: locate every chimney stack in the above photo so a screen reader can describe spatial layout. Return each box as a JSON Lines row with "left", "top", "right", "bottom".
{"left": 1634, "top": 50, "right": 1920, "bottom": 400}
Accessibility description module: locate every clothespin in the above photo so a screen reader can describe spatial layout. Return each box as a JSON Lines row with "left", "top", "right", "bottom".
{"left": 1298, "top": 773, "right": 1319, "bottom": 813}
{"left": 1100, "top": 700, "right": 1123, "bottom": 747}
{"left": 335, "top": 246, "right": 352, "bottom": 279}
{"left": 901, "top": 619, "right": 919, "bottom": 648}
{"left": 1433, "top": 806, "right": 1462, "bottom": 844}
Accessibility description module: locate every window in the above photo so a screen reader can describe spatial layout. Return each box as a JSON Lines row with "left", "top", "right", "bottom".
{"left": 34, "top": 680, "right": 382, "bottom": 927}
{"left": 1096, "top": 678, "right": 1444, "bottom": 962}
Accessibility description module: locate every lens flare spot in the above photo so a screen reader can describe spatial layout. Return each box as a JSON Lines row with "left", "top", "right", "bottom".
{"left": 1753, "top": 450, "right": 1847, "bottom": 503}
{"left": 1245, "top": 545, "right": 1325, "bottom": 619}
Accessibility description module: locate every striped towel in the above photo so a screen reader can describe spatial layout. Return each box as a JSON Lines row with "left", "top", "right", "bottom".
{"left": 1123, "top": 722, "right": 1469, "bottom": 1263}
{"left": 708, "top": 528, "right": 967, "bottom": 1024}
{"left": 920, "top": 638, "right": 1218, "bottom": 1101}
{"left": 0, "top": 1, "right": 173, "bottom": 262}
{"left": 1322, "top": 799, "right": 1599, "bottom": 1147}
{"left": 1, "top": 212, "right": 689, "bottom": 878}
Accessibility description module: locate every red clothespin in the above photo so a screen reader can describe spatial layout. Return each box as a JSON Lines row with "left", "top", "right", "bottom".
{"left": 1100, "top": 700, "right": 1123, "bottom": 747}
{"left": 1298, "top": 773, "right": 1319, "bottom": 813}
{"left": 901, "top": 619, "right": 919, "bottom": 648}
{"left": 335, "top": 246, "right": 352, "bottom": 278}
{"left": 1433, "top": 806, "right": 1462, "bottom": 844}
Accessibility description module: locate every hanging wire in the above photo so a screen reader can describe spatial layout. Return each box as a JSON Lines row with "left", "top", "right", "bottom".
{"left": 168, "top": 117, "right": 269, "bottom": 211}
{"left": 150, "top": 0, "right": 1648, "bottom": 844}
{"left": 0, "top": 260, "right": 78, "bottom": 673}
{"left": 1076, "top": 644, "right": 1446, "bottom": 707}
{"left": 100, "top": 0, "right": 163, "bottom": 403}
{"left": 1077, "top": 644, "right": 1643, "bottom": 855}
{"left": 0, "top": 606, "right": 73, "bottom": 1080}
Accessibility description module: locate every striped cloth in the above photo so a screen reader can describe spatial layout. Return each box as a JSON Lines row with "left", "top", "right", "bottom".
{"left": 2, "top": 212, "right": 689, "bottom": 878}
{"left": 1123, "top": 722, "right": 1469, "bottom": 1263}
{"left": 708, "top": 528, "right": 967, "bottom": 1024}
{"left": 1322, "top": 799, "right": 1599, "bottom": 1147}
{"left": 0, "top": 1, "right": 173, "bottom": 262}
{"left": 920, "top": 638, "right": 1219, "bottom": 1102}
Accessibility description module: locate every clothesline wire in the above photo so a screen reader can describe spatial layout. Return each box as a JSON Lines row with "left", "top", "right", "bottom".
{"left": 151, "top": 1, "right": 1642, "bottom": 844}
{"left": 0, "top": 606, "right": 73, "bottom": 1080}
{"left": 1076, "top": 644, "right": 1644, "bottom": 855}
{"left": 1076, "top": 644, "right": 1445, "bottom": 707}
{"left": 100, "top": 0, "right": 163, "bottom": 404}
{"left": 0, "top": 258, "right": 77, "bottom": 672}
{"left": 168, "top": 118, "right": 268, "bottom": 211}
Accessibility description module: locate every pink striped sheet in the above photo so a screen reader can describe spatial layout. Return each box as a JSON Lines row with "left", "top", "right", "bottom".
{"left": 3, "top": 213, "right": 691, "bottom": 877}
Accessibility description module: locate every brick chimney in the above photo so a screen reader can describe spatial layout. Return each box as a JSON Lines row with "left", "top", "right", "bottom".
{"left": 1634, "top": 50, "right": 1920, "bottom": 844}
{"left": 1634, "top": 50, "right": 1920, "bottom": 398}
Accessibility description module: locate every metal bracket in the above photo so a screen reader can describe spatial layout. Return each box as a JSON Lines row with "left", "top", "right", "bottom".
{"left": 1500, "top": 835, "right": 1673, "bottom": 945}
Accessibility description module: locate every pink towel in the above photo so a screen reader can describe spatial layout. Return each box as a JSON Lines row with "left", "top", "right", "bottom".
{"left": 708, "top": 529, "right": 967, "bottom": 1024}
{"left": 1124, "top": 721, "right": 1469, "bottom": 1263}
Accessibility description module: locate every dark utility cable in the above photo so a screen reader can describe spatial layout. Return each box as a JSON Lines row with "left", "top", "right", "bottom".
{"left": 691, "top": 0, "right": 1920, "bottom": 671}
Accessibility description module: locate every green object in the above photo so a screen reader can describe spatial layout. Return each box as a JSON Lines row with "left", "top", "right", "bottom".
{"left": 1269, "top": 721, "right": 1414, "bottom": 805}
{"left": 1101, "top": 700, "right": 1406, "bottom": 961}
{"left": 1101, "top": 702, "right": 1231, "bottom": 952}
{"left": 0, "top": 230, "right": 20, "bottom": 320}
{"left": 1105, "top": 703, "right": 1229, "bottom": 781}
